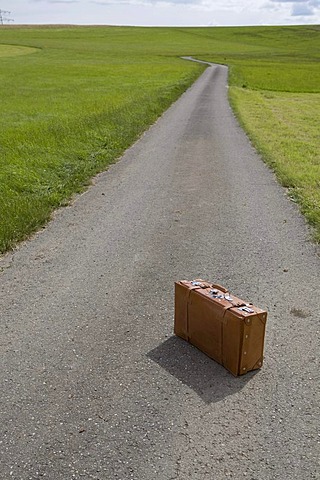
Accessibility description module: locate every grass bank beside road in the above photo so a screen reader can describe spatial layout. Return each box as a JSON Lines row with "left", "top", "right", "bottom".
{"left": 0, "top": 27, "right": 204, "bottom": 253}
{"left": 230, "top": 89, "right": 320, "bottom": 240}
{"left": 0, "top": 25, "right": 319, "bottom": 252}
{"left": 195, "top": 25, "right": 320, "bottom": 241}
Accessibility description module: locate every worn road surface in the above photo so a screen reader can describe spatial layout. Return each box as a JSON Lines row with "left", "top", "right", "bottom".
{"left": 1, "top": 63, "right": 319, "bottom": 480}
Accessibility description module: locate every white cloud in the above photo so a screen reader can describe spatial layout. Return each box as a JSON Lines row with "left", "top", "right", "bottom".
{"left": 92, "top": 0, "right": 216, "bottom": 4}
{"left": 32, "top": 0, "right": 79, "bottom": 2}
{"left": 270, "top": 0, "right": 318, "bottom": 3}
{"left": 270, "top": 0, "right": 303, "bottom": 3}
{"left": 7, "top": 0, "right": 320, "bottom": 25}
{"left": 90, "top": 0, "right": 248, "bottom": 7}
{"left": 267, "top": 0, "right": 320, "bottom": 17}
{"left": 292, "top": 2, "right": 314, "bottom": 13}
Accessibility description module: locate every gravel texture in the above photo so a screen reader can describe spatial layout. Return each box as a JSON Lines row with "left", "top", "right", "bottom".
{"left": 0, "top": 64, "right": 319, "bottom": 480}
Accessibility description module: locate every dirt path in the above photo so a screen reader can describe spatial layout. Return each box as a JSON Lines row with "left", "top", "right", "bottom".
{"left": 0, "top": 63, "right": 319, "bottom": 479}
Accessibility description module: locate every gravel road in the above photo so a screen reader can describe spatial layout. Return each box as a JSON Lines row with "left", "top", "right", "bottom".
{"left": 0, "top": 63, "right": 319, "bottom": 480}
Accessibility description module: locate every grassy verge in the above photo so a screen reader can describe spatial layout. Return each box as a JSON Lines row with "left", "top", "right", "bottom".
{"left": 0, "top": 27, "right": 204, "bottom": 253}
{"left": 230, "top": 89, "right": 320, "bottom": 240}
{"left": 195, "top": 25, "right": 320, "bottom": 241}
{"left": 0, "top": 25, "right": 319, "bottom": 251}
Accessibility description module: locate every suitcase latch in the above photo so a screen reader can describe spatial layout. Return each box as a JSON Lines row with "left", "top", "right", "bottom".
{"left": 224, "top": 295, "right": 233, "bottom": 302}
{"left": 238, "top": 306, "right": 255, "bottom": 314}
{"left": 191, "top": 281, "right": 207, "bottom": 288}
{"left": 210, "top": 289, "right": 224, "bottom": 299}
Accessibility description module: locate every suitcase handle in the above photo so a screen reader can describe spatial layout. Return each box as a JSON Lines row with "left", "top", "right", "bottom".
{"left": 210, "top": 283, "right": 229, "bottom": 293}
{"left": 189, "top": 280, "right": 229, "bottom": 293}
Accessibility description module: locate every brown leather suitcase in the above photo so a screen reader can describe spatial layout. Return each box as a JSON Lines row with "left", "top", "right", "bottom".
{"left": 174, "top": 279, "right": 267, "bottom": 376}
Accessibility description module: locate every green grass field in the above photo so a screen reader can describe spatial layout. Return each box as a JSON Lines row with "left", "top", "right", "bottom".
{"left": 0, "top": 25, "right": 319, "bottom": 252}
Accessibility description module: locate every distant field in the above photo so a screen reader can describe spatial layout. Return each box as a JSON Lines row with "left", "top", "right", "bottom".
{"left": 0, "top": 25, "right": 319, "bottom": 252}
{"left": 0, "top": 44, "right": 38, "bottom": 57}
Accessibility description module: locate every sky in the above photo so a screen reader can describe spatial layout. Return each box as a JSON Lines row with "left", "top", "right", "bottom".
{"left": 2, "top": 0, "right": 320, "bottom": 26}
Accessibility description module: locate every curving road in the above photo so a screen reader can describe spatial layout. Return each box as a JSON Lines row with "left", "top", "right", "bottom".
{"left": 0, "top": 63, "right": 319, "bottom": 479}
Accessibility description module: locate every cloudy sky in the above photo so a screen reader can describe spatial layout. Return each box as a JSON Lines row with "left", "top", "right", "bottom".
{"left": 3, "top": 0, "right": 320, "bottom": 26}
